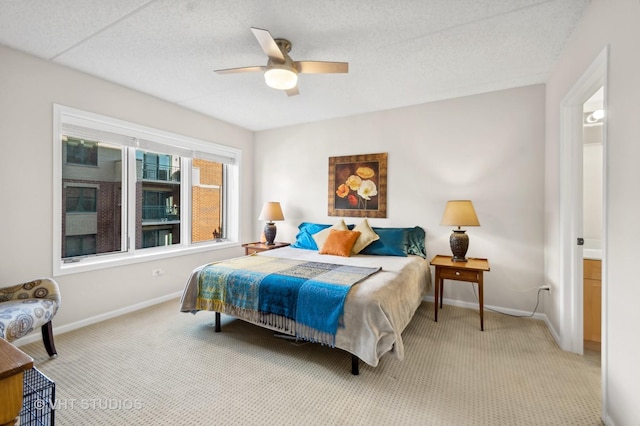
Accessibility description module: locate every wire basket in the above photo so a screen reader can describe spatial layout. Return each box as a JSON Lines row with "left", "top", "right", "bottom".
{"left": 20, "top": 367, "right": 55, "bottom": 426}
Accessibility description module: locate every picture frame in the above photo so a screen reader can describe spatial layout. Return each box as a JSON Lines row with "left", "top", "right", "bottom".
{"left": 328, "top": 152, "right": 387, "bottom": 218}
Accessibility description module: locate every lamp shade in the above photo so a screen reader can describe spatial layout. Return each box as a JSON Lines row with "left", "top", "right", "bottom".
{"left": 440, "top": 200, "right": 480, "bottom": 227}
{"left": 259, "top": 202, "right": 284, "bottom": 222}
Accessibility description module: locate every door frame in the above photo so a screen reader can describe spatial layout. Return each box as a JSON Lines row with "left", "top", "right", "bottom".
{"left": 559, "top": 45, "right": 608, "bottom": 417}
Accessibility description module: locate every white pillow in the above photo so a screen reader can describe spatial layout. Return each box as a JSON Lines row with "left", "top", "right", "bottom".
{"left": 351, "top": 218, "right": 380, "bottom": 254}
{"left": 312, "top": 220, "right": 348, "bottom": 250}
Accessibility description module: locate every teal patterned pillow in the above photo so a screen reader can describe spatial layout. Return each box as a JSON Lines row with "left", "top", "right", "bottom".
{"left": 360, "top": 226, "right": 426, "bottom": 258}
{"left": 406, "top": 226, "right": 427, "bottom": 258}
{"left": 360, "top": 228, "right": 408, "bottom": 257}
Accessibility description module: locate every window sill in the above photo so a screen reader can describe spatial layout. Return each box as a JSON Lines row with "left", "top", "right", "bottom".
{"left": 54, "top": 240, "right": 240, "bottom": 276}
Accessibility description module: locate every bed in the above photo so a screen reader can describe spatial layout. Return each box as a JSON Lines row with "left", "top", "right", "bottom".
{"left": 180, "top": 221, "right": 431, "bottom": 374}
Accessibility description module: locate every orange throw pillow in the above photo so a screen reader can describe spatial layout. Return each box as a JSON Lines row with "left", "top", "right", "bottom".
{"left": 319, "top": 230, "right": 361, "bottom": 257}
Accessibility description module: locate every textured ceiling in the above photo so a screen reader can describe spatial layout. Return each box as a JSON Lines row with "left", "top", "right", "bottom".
{"left": 0, "top": 0, "right": 589, "bottom": 131}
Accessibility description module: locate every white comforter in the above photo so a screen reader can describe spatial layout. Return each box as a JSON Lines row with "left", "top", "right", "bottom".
{"left": 180, "top": 246, "right": 431, "bottom": 367}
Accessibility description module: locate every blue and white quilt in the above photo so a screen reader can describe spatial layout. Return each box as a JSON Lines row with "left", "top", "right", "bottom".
{"left": 181, "top": 246, "right": 431, "bottom": 367}
{"left": 196, "top": 254, "right": 380, "bottom": 346}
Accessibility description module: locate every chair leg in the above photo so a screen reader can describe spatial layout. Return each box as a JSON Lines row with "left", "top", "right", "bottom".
{"left": 41, "top": 321, "right": 58, "bottom": 358}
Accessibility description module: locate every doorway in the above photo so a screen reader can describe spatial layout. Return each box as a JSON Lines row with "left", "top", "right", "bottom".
{"left": 582, "top": 87, "right": 604, "bottom": 352}
{"left": 559, "top": 46, "right": 608, "bottom": 418}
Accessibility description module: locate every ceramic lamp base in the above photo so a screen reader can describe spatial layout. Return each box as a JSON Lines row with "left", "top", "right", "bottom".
{"left": 264, "top": 222, "right": 277, "bottom": 245}
{"left": 449, "top": 229, "right": 469, "bottom": 262}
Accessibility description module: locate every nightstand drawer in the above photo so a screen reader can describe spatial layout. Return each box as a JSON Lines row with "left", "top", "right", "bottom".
{"left": 439, "top": 268, "right": 479, "bottom": 281}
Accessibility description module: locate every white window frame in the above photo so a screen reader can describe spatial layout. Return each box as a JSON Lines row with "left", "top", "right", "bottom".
{"left": 53, "top": 104, "right": 241, "bottom": 276}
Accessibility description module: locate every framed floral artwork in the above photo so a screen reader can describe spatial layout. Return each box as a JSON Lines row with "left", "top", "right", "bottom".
{"left": 328, "top": 152, "right": 387, "bottom": 218}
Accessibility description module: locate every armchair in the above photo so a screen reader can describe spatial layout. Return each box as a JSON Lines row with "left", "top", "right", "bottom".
{"left": 0, "top": 278, "right": 61, "bottom": 357}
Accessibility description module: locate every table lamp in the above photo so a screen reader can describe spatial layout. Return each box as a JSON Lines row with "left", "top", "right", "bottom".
{"left": 258, "top": 202, "right": 284, "bottom": 245}
{"left": 440, "top": 200, "right": 480, "bottom": 262}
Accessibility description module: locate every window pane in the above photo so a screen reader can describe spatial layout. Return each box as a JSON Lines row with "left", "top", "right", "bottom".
{"left": 142, "top": 227, "right": 174, "bottom": 248}
{"left": 137, "top": 149, "right": 181, "bottom": 248}
{"left": 65, "top": 187, "right": 81, "bottom": 212}
{"left": 81, "top": 188, "right": 97, "bottom": 212}
{"left": 62, "top": 140, "right": 122, "bottom": 259}
{"left": 192, "top": 159, "right": 224, "bottom": 243}
{"left": 65, "top": 234, "right": 97, "bottom": 257}
{"left": 65, "top": 187, "right": 97, "bottom": 212}
{"left": 65, "top": 137, "right": 98, "bottom": 166}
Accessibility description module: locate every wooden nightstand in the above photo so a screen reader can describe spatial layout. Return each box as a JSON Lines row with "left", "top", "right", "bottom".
{"left": 430, "top": 254, "right": 491, "bottom": 331}
{"left": 242, "top": 241, "right": 290, "bottom": 255}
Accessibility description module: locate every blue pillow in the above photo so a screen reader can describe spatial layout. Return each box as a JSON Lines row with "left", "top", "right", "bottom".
{"left": 406, "top": 226, "right": 427, "bottom": 258}
{"left": 360, "top": 228, "right": 408, "bottom": 257}
{"left": 360, "top": 226, "right": 427, "bottom": 258}
{"left": 291, "top": 222, "right": 356, "bottom": 250}
{"left": 290, "top": 222, "right": 331, "bottom": 250}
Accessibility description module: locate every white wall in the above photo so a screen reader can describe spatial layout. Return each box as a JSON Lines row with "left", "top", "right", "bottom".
{"left": 545, "top": 0, "right": 640, "bottom": 424}
{"left": 0, "top": 45, "right": 253, "bottom": 329}
{"left": 255, "top": 85, "right": 546, "bottom": 313}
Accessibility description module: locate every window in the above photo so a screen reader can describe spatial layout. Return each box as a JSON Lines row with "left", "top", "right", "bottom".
{"left": 137, "top": 149, "right": 182, "bottom": 249}
{"left": 65, "top": 137, "right": 98, "bottom": 166}
{"left": 65, "top": 235, "right": 97, "bottom": 257}
{"left": 54, "top": 105, "right": 240, "bottom": 275}
{"left": 65, "top": 187, "right": 97, "bottom": 213}
{"left": 63, "top": 185, "right": 99, "bottom": 258}
{"left": 191, "top": 159, "right": 224, "bottom": 243}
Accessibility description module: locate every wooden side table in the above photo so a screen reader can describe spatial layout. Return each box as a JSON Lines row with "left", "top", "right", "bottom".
{"left": 430, "top": 254, "right": 491, "bottom": 331}
{"left": 0, "top": 339, "right": 34, "bottom": 426}
{"left": 242, "top": 241, "right": 290, "bottom": 255}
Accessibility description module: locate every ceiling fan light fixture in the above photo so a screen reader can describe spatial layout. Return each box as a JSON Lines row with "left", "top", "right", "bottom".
{"left": 264, "top": 66, "right": 298, "bottom": 90}
{"left": 214, "top": 28, "right": 348, "bottom": 96}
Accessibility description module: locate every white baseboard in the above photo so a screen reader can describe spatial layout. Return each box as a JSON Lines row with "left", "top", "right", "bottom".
{"left": 541, "top": 313, "right": 562, "bottom": 346}
{"left": 423, "top": 295, "right": 549, "bottom": 322}
{"left": 16, "top": 293, "right": 556, "bottom": 349}
{"left": 603, "top": 414, "right": 614, "bottom": 426}
{"left": 13, "top": 291, "right": 182, "bottom": 348}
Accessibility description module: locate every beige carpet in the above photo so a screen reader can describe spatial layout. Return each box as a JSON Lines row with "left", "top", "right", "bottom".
{"left": 20, "top": 300, "right": 601, "bottom": 425}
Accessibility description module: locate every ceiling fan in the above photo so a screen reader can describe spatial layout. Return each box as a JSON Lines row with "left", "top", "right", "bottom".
{"left": 214, "top": 27, "right": 349, "bottom": 96}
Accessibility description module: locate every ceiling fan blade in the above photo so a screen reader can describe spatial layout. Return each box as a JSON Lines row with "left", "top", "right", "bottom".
{"left": 285, "top": 87, "right": 299, "bottom": 97}
{"left": 250, "top": 27, "right": 285, "bottom": 61}
{"left": 296, "top": 61, "right": 349, "bottom": 74}
{"left": 214, "top": 66, "right": 265, "bottom": 74}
